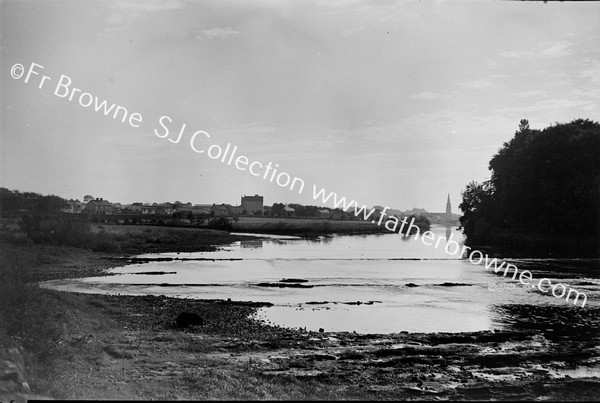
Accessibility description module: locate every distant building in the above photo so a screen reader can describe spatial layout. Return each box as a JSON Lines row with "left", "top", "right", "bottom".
{"left": 211, "top": 204, "right": 228, "bottom": 217}
{"left": 157, "top": 203, "right": 174, "bottom": 215}
{"left": 177, "top": 205, "right": 210, "bottom": 216}
{"left": 83, "top": 198, "right": 114, "bottom": 215}
{"left": 141, "top": 206, "right": 157, "bottom": 214}
{"left": 283, "top": 206, "right": 295, "bottom": 217}
{"left": 446, "top": 193, "right": 452, "bottom": 217}
{"left": 124, "top": 203, "right": 144, "bottom": 213}
{"left": 241, "top": 194, "right": 263, "bottom": 214}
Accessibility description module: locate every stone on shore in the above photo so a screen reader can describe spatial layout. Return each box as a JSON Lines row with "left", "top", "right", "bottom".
{"left": 175, "top": 312, "right": 204, "bottom": 328}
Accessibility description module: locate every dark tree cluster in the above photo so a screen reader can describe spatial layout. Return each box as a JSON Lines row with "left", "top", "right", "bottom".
{"left": 460, "top": 119, "right": 600, "bottom": 241}
{"left": 0, "top": 187, "right": 68, "bottom": 215}
{"left": 206, "top": 216, "right": 234, "bottom": 231}
{"left": 402, "top": 214, "right": 431, "bottom": 235}
{"left": 270, "top": 203, "right": 286, "bottom": 216}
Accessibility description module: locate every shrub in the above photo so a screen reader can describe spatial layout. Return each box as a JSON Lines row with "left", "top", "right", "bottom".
{"left": 207, "top": 217, "right": 234, "bottom": 231}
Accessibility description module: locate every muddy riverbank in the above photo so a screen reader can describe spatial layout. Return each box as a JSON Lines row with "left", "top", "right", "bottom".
{"left": 35, "top": 291, "right": 600, "bottom": 400}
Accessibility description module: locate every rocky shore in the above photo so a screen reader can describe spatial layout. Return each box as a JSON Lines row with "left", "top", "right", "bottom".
{"left": 31, "top": 291, "right": 600, "bottom": 400}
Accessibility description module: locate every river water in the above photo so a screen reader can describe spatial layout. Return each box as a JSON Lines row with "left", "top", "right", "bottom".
{"left": 41, "top": 226, "right": 599, "bottom": 334}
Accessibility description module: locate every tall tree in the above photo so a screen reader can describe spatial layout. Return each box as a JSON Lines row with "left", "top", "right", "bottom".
{"left": 460, "top": 119, "right": 600, "bottom": 240}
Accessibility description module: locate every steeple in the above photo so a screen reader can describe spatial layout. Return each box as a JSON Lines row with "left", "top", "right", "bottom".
{"left": 446, "top": 193, "right": 451, "bottom": 216}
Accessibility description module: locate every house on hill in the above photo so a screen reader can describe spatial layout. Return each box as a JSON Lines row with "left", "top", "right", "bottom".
{"left": 83, "top": 198, "right": 114, "bottom": 215}
{"left": 211, "top": 204, "right": 228, "bottom": 217}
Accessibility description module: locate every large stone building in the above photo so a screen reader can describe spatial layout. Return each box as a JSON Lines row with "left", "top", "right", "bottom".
{"left": 241, "top": 194, "right": 263, "bottom": 214}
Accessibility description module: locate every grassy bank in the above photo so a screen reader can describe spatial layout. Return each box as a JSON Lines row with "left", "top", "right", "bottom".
{"left": 0, "top": 223, "right": 247, "bottom": 398}
{"left": 1, "top": 216, "right": 243, "bottom": 253}
{"left": 85, "top": 224, "right": 244, "bottom": 254}
{"left": 232, "top": 216, "right": 387, "bottom": 236}
{"left": 0, "top": 243, "right": 101, "bottom": 396}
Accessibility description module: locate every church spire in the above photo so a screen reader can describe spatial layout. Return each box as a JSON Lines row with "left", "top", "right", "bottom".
{"left": 446, "top": 193, "right": 451, "bottom": 215}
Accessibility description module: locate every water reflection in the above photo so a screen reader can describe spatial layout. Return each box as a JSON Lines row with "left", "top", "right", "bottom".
{"left": 319, "top": 235, "right": 333, "bottom": 244}
{"left": 240, "top": 239, "right": 263, "bottom": 249}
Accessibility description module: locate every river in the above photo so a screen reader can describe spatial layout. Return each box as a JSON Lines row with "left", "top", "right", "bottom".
{"left": 41, "top": 225, "right": 599, "bottom": 334}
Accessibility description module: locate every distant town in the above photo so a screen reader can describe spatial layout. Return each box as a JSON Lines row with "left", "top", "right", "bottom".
{"left": 60, "top": 193, "right": 460, "bottom": 226}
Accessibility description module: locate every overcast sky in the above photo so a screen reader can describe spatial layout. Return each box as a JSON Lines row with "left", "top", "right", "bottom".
{"left": 1, "top": 0, "right": 599, "bottom": 212}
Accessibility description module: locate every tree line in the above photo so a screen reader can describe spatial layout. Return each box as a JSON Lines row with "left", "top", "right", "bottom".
{"left": 0, "top": 187, "right": 68, "bottom": 215}
{"left": 459, "top": 119, "right": 600, "bottom": 245}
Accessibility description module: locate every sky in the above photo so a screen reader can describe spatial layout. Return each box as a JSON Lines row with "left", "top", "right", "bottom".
{"left": 1, "top": 0, "right": 599, "bottom": 212}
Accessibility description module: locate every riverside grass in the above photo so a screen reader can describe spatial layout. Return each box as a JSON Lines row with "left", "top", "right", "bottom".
{"left": 0, "top": 222, "right": 239, "bottom": 397}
